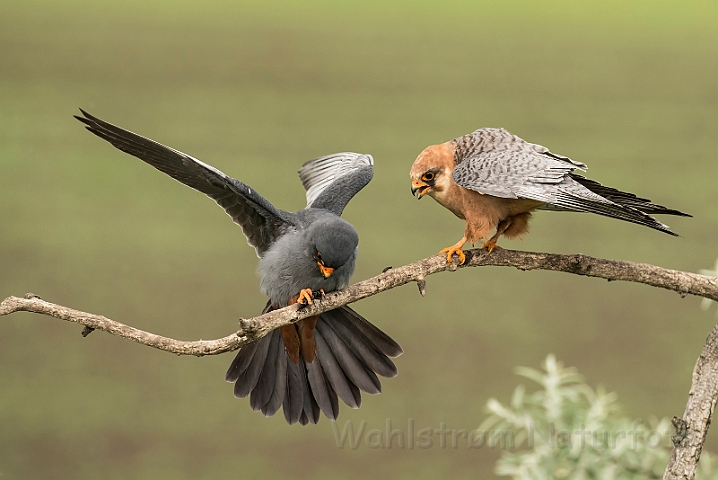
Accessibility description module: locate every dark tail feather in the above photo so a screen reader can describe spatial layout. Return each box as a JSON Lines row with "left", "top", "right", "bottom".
{"left": 342, "top": 306, "right": 403, "bottom": 357}
{"left": 260, "top": 332, "right": 287, "bottom": 417}
{"left": 570, "top": 174, "right": 691, "bottom": 217}
{"left": 226, "top": 300, "right": 273, "bottom": 385}
{"left": 299, "top": 359, "right": 320, "bottom": 425}
{"left": 324, "top": 308, "right": 399, "bottom": 378}
{"left": 227, "top": 305, "right": 401, "bottom": 425}
{"left": 313, "top": 327, "right": 361, "bottom": 408}
{"left": 232, "top": 333, "right": 272, "bottom": 398}
{"left": 316, "top": 316, "right": 381, "bottom": 394}
{"left": 306, "top": 356, "right": 339, "bottom": 420}
{"left": 225, "top": 340, "right": 258, "bottom": 384}
{"left": 299, "top": 410, "right": 309, "bottom": 426}
{"left": 283, "top": 357, "right": 305, "bottom": 424}
{"left": 249, "top": 330, "right": 281, "bottom": 411}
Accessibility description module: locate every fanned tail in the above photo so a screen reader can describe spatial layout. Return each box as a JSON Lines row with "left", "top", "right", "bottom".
{"left": 226, "top": 305, "right": 401, "bottom": 425}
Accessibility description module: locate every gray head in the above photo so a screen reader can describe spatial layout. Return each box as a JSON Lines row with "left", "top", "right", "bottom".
{"left": 307, "top": 217, "right": 359, "bottom": 277}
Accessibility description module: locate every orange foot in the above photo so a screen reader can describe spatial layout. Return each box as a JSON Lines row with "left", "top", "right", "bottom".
{"left": 480, "top": 238, "right": 503, "bottom": 254}
{"left": 439, "top": 236, "right": 467, "bottom": 265}
{"left": 297, "top": 288, "right": 314, "bottom": 305}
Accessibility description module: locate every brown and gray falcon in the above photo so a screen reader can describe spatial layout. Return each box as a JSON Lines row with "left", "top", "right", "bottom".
{"left": 410, "top": 128, "right": 690, "bottom": 264}
{"left": 75, "top": 109, "right": 402, "bottom": 426}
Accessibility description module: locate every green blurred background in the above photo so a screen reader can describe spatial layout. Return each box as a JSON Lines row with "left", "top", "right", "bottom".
{"left": 1, "top": 1, "right": 717, "bottom": 478}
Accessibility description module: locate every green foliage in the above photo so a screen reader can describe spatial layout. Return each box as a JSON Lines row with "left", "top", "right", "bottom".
{"left": 481, "top": 355, "right": 718, "bottom": 479}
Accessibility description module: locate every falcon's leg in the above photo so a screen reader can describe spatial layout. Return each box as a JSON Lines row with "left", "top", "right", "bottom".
{"left": 279, "top": 325, "right": 301, "bottom": 364}
{"left": 481, "top": 218, "right": 512, "bottom": 253}
{"left": 280, "top": 289, "right": 319, "bottom": 364}
{"left": 440, "top": 236, "right": 467, "bottom": 265}
{"left": 298, "top": 316, "right": 318, "bottom": 363}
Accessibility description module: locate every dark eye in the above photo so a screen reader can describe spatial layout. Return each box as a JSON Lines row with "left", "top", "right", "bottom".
{"left": 422, "top": 172, "right": 435, "bottom": 182}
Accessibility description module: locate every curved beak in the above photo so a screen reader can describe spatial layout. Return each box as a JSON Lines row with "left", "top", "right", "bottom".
{"left": 411, "top": 180, "right": 430, "bottom": 199}
{"left": 318, "top": 262, "right": 334, "bottom": 278}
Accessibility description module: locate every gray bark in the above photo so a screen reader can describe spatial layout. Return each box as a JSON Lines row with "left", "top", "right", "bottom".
{"left": 2, "top": 247, "right": 718, "bottom": 477}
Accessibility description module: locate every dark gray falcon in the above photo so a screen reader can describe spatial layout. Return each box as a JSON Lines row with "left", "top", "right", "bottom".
{"left": 75, "top": 110, "right": 402, "bottom": 425}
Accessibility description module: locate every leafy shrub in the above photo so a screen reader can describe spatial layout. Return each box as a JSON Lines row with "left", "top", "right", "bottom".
{"left": 480, "top": 355, "right": 718, "bottom": 479}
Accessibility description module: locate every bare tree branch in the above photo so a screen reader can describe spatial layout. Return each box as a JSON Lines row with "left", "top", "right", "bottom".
{"left": 4, "top": 247, "right": 718, "bottom": 474}
{"left": 664, "top": 322, "right": 718, "bottom": 480}
{"left": 2, "top": 248, "right": 716, "bottom": 357}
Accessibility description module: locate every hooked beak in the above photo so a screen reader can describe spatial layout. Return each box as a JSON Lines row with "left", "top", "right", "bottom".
{"left": 411, "top": 180, "right": 431, "bottom": 199}
{"left": 318, "top": 262, "right": 334, "bottom": 278}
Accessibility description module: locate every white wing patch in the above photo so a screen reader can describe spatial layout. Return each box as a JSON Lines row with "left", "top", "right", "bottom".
{"left": 298, "top": 152, "right": 374, "bottom": 207}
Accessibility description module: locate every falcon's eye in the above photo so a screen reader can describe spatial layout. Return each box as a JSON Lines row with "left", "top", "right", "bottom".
{"left": 422, "top": 172, "right": 435, "bottom": 182}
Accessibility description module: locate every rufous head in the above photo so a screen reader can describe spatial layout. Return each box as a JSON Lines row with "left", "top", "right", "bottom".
{"left": 409, "top": 142, "right": 455, "bottom": 200}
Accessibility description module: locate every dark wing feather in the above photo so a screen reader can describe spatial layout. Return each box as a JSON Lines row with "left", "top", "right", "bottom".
{"left": 75, "top": 109, "right": 295, "bottom": 256}
{"left": 298, "top": 153, "right": 373, "bottom": 216}
{"left": 569, "top": 174, "right": 691, "bottom": 217}
{"left": 452, "top": 128, "right": 683, "bottom": 235}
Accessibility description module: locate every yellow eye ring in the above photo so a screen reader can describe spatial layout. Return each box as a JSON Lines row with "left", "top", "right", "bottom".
{"left": 422, "top": 172, "right": 434, "bottom": 182}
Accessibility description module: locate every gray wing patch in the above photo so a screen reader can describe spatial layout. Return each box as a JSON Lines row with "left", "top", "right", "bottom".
{"left": 75, "top": 109, "right": 295, "bottom": 257}
{"left": 298, "top": 152, "right": 374, "bottom": 216}
{"left": 452, "top": 128, "right": 677, "bottom": 234}
{"left": 451, "top": 129, "right": 588, "bottom": 200}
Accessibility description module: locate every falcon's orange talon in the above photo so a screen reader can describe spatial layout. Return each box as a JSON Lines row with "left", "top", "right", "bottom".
{"left": 440, "top": 236, "right": 467, "bottom": 264}
{"left": 297, "top": 288, "right": 314, "bottom": 305}
{"left": 439, "top": 246, "right": 466, "bottom": 265}
{"left": 480, "top": 240, "right": 503, "bottom": 254}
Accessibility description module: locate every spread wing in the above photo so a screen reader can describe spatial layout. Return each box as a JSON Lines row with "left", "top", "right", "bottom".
{"left": 297, "top": 152, "right": 373, "bottom": 216}
{"left": 75, "top": 109, "right": 296, "bottom": 256}
{"left": 451, "top": 128, "right": 679, "bottom": 234}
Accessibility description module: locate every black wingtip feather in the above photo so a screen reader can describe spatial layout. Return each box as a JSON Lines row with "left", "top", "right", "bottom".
{"left": 555, "top": 190, "right": 682, "bottom": 237}
{"left": 74, "top": 109, "right": 293, "bottom": 258}
{"left": 570, "top": 174, "right": 691, "bottom": 218}
{"left": 75, "top": 108, "right": 101, "bottom": 126}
